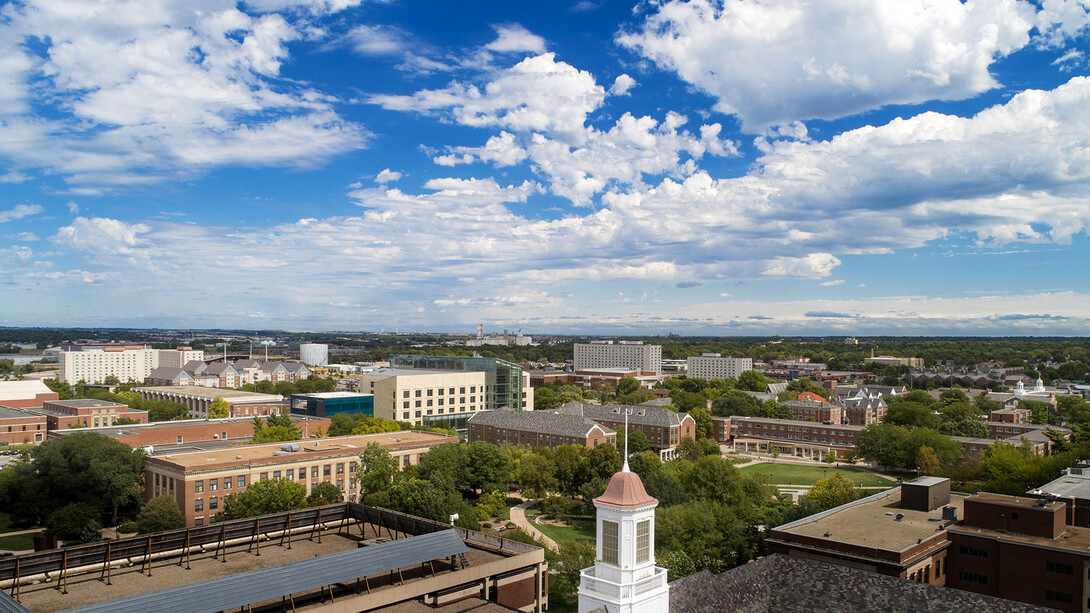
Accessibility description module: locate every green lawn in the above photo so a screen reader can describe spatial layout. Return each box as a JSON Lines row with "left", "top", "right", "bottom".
{"left": 740, "top": 463, "right": 895, "bottom": 487}
{"left": 531, "top": 517, "right": 595, "bottom": 546}
{"left": 0, "top": 531, "right": 40, "bottom": 551}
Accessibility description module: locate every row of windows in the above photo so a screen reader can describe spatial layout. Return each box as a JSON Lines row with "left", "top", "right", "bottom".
{"left": 1045, "top": 589, "right": 1074, "bottom": 604}
{"left": 959, "top": 545, "right": 988, "bottom": 558}
{"left": 1046, "top": 560, "right": 1074, "bottom": 575}
{"left": 401, "top": 408, "right": 477, "bottom": 420}
{"left": 401, "top": 397, "right": 478, "bottom": 409}
{"left": 958, "top": 571, "right": 988, "bottom": 585}
{"left": 403, "top": 387, "right": 478, "bottom": 398}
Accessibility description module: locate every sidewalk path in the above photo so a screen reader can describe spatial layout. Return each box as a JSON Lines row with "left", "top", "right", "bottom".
{"left": 509, "top": 501, "right": 559, "bottom": 552}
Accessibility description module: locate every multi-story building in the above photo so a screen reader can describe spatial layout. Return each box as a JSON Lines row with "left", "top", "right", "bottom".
{"left": 990, "top": 407, "right": 1032, "bottom": 424}
{"left": 203, "top": 362, "right": 242, "bottom": 388}
{"left": 768, "top": 477, "right": 962, "bottom": 583}
{"left": 58, "top": 344, "right": 160, "bottom": 384}
{"left": 768, "top": 475, "right": 1090, "bottom": 613}
{"left": 465, "top": 325, "right": 533, "bottom": 347}
{"left": 0, "top": 406, "right": 48, "bottom": 445}
{"left": 290, "top": 392, "right": 374, "bottom": 419}
{"left": 157, "top": 347, "right": 205, "bottom": 369}
{"left": 47, "top": 414, "right": 330, "bottom": 448}
{"left": 556, "top": 402, "right": 695, "bottom": 460}
{"left": 574, "top": 341, "right": 662, "bottom": 374}
{"left": 390, "top": 355, "right": 532, "bottom": 413}
{"left": 359, "top": 367, "right": 489, "bottom": 431}
{"left": 299, "top": 343, "right": 329, "bottom": 366}
{"left": 147, "top": 366, "right": 196, "bottom": 387}
{"left": 134, "top": 386, "right": 285, "bottom": 418}
{"left": 783, "top": 399, "right": 844, "bottom": 424}
{"left": 35, "top": 398, "right": 148, "bottom": 429}
{"left": 467, "top": 409, "right": 616, "bottom": 450}
{"left": 144, "top": 431, "right": 457, "bottom": 525}
{"left": 686, "top": 353, "right": 753, "bottom": 380}
{"left": 728, "top": 415, "right": 862, "bottom": 460}
{"left": 1030, "top": 463, "right": 1090, "bottom": 527}
{"left": 837, "top": 387, "right": 889, "bottom": 425}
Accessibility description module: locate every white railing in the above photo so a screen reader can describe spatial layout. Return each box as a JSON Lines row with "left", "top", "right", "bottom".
{"left": 579, "top": 566, "right": 668, "bottom": 600}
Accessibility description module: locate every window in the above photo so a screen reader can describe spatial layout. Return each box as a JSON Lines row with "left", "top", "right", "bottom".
{"left": 1047, "top": 561, "right": 1075, "bottom": 575}
{"left": 460, "top": 387, "right": 466, "bottom": 394}
{"left": 210, "top": 479, "right": 218, "bottom": 491}
{"left": 350, "top": 462, "right": 357, "bottom": 473}
{"left": 194, "top": 499, "right": 204, "bottom": 512}
{"left": 337, "top": 463, "right": 344, "bottom": 475}
{"left": 209, "top": 496, "right": 218, "bottom": 510}
{"left": 403, "top": 391, "right": 410, "bottom": 398}
{"left": 602, "top": 521, "right": 619, "bottom": 564}
{"left": 449, "top": 388, "right": 455, "bottom": 395}
{"left": 260, "top": 472, "right": 269, "bottom": 481}
{"left": 959, "top": 545, "right": 988, "bottom": 558}
{"left": 273, "top": 471, "right": 281, "bottom": 480}
{"left": 224, "top": 477, "right": 232, "bottom": 489}
{"left": 403, "top": 402, "right": 409, "bottom": 409}
{"left": 1046, "top": 590, "right": 1074, "bottom": 604}
{"left": 403, "top": 412, "right": 410, "bottom": 419}
{"left": 312, "top": 466, "right": 319, "bottom": 478}
{"left": 195, "top": 481, "right": 204, "bottom": 493}
{"left": 195, "top": 517, "right": 203, "bottom": 527}
{"left": 427, "top": 389, "right": 433, "bottom": 397}
{"left": 177, "top": 435, "right": 183, "bottom": 443}
{"left": 415, "top": 390, "right": 421, "bottom": 397}
{"left": 415, "top": 401, "right": 422, "bottom": 408}
{"left": 286, "top": 469, "right": 294, "bottom": 480}
{"left": 238, "top": 475, "right": 246, "bottom": 487}
{"left": 323, "top": 465, "right": 331, "bottom": 477}
{"left": 957, "top": 571, "right": 987, "bottom": 585}
{"left": 427, "top": 400, "right": 433, "bottom": 407}
{"left": 637, "top": 520, "right": 650, "bottom": 564}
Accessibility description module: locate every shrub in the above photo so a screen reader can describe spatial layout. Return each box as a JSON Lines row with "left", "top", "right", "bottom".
{"left": 117, "top": 522, "right": 139, "bottom": 534}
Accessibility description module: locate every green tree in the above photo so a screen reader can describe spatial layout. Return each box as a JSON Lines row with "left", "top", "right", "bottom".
{"left": 736, "top": 370, "right": 768, "bottom": 392}
{"left": 883, "top": 402, "right": 941, "bottom": 429}
{"left": 615, "top": 376, "right": 641, "bottom": 396}
{"left": 669, "top": 390, "right": 706, "bottom": 412}
{"left": 534, "top": 386, "right": 561, "bottom": 410}
{"left": 357, "top": 441, "right": 399, "bottom": 500}
{"left": 711, "top": 390, "right": 763, "bottom": 417}
{"left": 30, "top": 433, "right": 146, "bottom": 525}
{"left": 807, "top": 473, "right": 859, "bottom": 510}
{"left": 464, "top": 441, "right": 513, "bottom": 495}
{"left": 219, "top": 478, "right": 306, "bottom": 520}
{"left": 46, "top": 502, "right": 101, "bottom": 540}
{"left": 385, "top": 477, "right": 477, "bottom": 529}
{"left": 253, "top": 424, "right": 302, "bottom": 443}
{"left": 688, "top": 407, "right": 713, "bottom": 439}
{"left": 582, "top": 443, "right": 622, "bottom": 482}
{"left": 79, "top": 519, "right": 104, "bottom": 544}
{"left": 626, "top": 429, "right": 652, "bottom": 454}
{"left": 518, "top": 452, "right": 558, "bottom": 498}
{"left": 136, "top": 495, "right": 186, "bottom": 533}
{"left": 553, "top": 445, "right": 585, "bottom": 497}
{"left": 142, "top": 399, "right": 190, "bottom": 421}
{"left": 305, "top": 482, "right": 345, "bottom": 506}
{"left": 209, "top": 396, "right": 230, "bottom": 419}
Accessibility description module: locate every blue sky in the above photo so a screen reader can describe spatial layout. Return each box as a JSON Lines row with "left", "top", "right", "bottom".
{"left": 2, "top": 0, "right": 1090, "bottom": 335}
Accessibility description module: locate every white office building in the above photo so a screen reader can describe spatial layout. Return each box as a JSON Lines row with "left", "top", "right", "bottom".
{"left": 574, "top": 341, "right": 662, "bottom": 374}
{"left": 686, "top": 353, "right": 753, "bottom": 380}
{"left": 299, "top": 343, "right": 329, "bottom": 366}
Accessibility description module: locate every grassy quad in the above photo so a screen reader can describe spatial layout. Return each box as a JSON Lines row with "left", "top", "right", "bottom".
{"left": 739, "top": 462, "right": 895, "bottom": 487}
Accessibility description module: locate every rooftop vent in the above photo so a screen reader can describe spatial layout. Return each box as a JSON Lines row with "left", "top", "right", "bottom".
{"left": 942, "top": 506, "right": 958, "bottom": 521}
{"left": 894, "top": 513, "right": 904, "bottom": 521}
{"left": 1037, "top": 499, "right": 1048, "bottom": 507}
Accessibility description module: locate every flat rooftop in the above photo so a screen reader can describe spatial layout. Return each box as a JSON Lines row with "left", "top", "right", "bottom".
{"left": 15, "top": 514, "right": 509, "bottom": 613}
{"left": 0, "top": 406, "right": 44, "bottom": 419}
{"left": 969, "top": 492, "right": 1066, "bottom": 511}
{"left": 48, "top": 414, "right": 326, "bottom": 436}
{"left": 363, "top": 367, "right": 475, "bottom": 377}
{"left": 1033, "top": 468, "right": 1090, "bottom": 499}
{"left": 135, "top": 387, "right": 283, "bottom": 402}
{"left": 773, "top": 487, "right": 967, "bottom": 554}
{"left": 948, "top": 521, "right": 1090, "bottom": 554}
{"left": 44, "top": 399, "right": 128, "bottom": 409}
{"left": 292, "top": 392, "right": 372, "bottom": 399}
{"left": 730, "top": 415, "right": 865, "bottom": 430}
{"left": 148, "top": 431, "right": 456, "bottom": 471}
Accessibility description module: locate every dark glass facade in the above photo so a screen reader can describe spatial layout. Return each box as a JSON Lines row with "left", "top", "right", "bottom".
{"left": 389, "top": 355, "right": 525, "bottom": 411}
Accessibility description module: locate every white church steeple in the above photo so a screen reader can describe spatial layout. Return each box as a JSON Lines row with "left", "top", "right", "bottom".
{"left": 578, "top": 412, "right": 670, "bottom": 612}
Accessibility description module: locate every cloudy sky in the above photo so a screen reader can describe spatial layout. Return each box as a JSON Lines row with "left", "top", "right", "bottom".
{"left": 2, "top": 0, "right": 1090, "bottom": 335}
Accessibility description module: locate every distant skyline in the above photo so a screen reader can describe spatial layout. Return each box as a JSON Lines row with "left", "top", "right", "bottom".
{"left": 2, "top": 0, "right": 1090, "bottom": 335}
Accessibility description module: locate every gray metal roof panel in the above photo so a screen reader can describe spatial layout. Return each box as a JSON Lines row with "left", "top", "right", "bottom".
{"left": 65, "top": 529, "right": 468, "bottom": 613}
{"left": 0, "top": 591, "right": 30, "bottom": 613}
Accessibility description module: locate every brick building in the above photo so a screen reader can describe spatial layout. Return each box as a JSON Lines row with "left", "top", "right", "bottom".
{"left": 728, "top": 415, "right": 862, "bottom": 460}
{"left": 38, "top": 399, "right": 148, "bottom": 429}
{"left": 990, "top": 407, "right": 1032, "bottom": 424}
{"left": 0, "top": 406, "right": 48, "bottom": 445}
{"left": 145, "top": 431, "right": 458, "bottom": 526}
{"left": 555, "top": 401, "right": 695, "bottom": 460}
{"left": 47, "top": 414, "right": 331, "bottom": 448}
{"left": 467, "top": 409, "right": 616, "bottom": 449}
{"left": 782, "top": 398, "right": 844, "bottom": 424}
{"left": 769, "top": 476, "right": 1090, "bottom": 613}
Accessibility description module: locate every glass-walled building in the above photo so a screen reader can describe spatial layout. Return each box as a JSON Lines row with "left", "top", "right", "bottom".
{"left": 390, "top": 355, "right": 530, "bottom": 412}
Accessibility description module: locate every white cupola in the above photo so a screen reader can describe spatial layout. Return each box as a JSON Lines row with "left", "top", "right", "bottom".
{"left": 577, "top": 424, "right": 670, "bottom": 613}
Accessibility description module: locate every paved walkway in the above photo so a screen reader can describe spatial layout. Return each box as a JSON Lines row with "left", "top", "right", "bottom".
{"left": 509, "top": 501, "right": 559, "bottom": 552}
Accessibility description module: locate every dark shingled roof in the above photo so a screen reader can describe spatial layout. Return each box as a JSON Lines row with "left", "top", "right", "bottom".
{"left": 556, "top": 401, "right": 692, "bottom": 427}
{"left": 668, "top": 554, "right": 1058, "bottom": 613}
{"left": 468, "top": 409, "right": 614, "bottom": 438}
